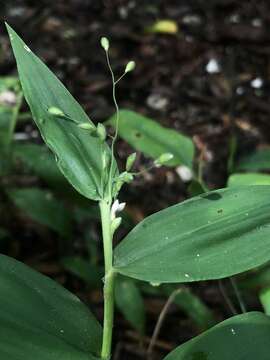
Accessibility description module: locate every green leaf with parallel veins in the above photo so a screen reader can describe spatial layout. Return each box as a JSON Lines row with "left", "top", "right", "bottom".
{"left": 228, "top": 173, "right": 270, "bottom": 186}
{"left": 236, "top": 148, "right": 270, "bottom": 172}
{"left": 164, "top": 312, "right": 270, "bottom": 360}
{"left": 0, "top": 255, "right": 102, "bottom": 359}
{"left": 115, "top": 276, "right": 145, "bottom": 334}
{"left": 61, "top": 256, "right": 103, "bottom": 288}
{"left": 13, "top": 143, "right": 67, "bottom": 189}
{"left": 259, "top": 287, "right": 270, "bottom": 315}
{"left": 7, "top": 188, "right": 72, "bottom": 237}
{"left": 108, "top": 110, "right": 194, "bottom": 168}
{"left": 114, "top": 186, "right": 270, "bottom": 283}
{"left": 6, "top": 23, "right": 117, "bottom": 201}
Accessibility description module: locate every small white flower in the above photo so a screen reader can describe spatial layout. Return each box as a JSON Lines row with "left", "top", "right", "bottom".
{"left": 111, "top": 199, "right": 126, "bottom": 220}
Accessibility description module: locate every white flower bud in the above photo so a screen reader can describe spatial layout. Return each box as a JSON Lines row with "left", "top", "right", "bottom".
{"left": 100, "top": 37, "right": 109, "bottom": 52}
{"left": 125, "top": 61, "right": 136, "bottom": 73}
{"left": 111, "top": 199, "right": 126, "bottom": 220}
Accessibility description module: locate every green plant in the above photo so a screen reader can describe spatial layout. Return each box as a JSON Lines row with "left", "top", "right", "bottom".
{"left": 4, "top": 23, "right": 270, "bottom": 360}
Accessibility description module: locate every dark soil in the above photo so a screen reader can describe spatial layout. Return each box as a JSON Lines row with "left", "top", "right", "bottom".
{"left": 1, "top": 1, "right": 270, "bottom": 359}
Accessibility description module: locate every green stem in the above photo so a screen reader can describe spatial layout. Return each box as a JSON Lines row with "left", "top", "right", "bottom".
{"left": 7, "top": 91, "right": 23, "bottom": 148}
{"left": 105, "top": 50, "right": 119, "bottom": 199}
{"left": 99, "top": 199, "right": 115, "bottom": 360}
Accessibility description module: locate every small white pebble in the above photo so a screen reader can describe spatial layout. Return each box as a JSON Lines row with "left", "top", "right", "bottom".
{"left": 184, "top": 273, "right": 190, "bottom": 278}
{"left": 206, "top": 59, "right": 220, "bottom": 74}
{"left": 252, "top": 18, "right": 263, "bottom": 27}
{"left": 146, "top": 93, "right": 168, "bottom": 111}
{"left": 182, "top": 14, "right": 202, "bottom": 26}
{"left": 229, "top": 14, "right": 240, "bottom": 24}
{"left": 236, "top": 86, "right": 245, "bottom": 95}
{"left": 251, "top": 77, "right": 263, "bottom": 89}
{"left": 176, "top": 165, "right": 193, "bottom": 182}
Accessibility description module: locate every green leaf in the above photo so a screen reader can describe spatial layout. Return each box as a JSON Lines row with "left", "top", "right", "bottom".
{"left": 114, "top": 186, "right": 270, "bottom": 283}
{"left": 236, "top": 148, "right": 270, "bottom": 171}
{"left": 7, "top": 188, "right": 72, "bottom": 237}
{"left": 13, "top": 143, "right": 67, "bottom": 187}
{"left": 0, "top": 254, "right": 102, "bottom": 359}
{"left": 108, "top": 110, "right": 194, "bottom": 168}
{"left": 164, "top": 312, "right": 270, "bottom": 360}
{"left": 228, "top": 173, "right": 270, "bottom": 187}
{"left": 6, "top": 24, "right": 117, "bottom": 201}
{"left": 115, "top": 276, "right": 145, "bottom": 334}
{"left": 259, "top": 287, "right": 270, "bottom": 315}
{"left": 61, "top": 256, "right": 103, "bottom": 288}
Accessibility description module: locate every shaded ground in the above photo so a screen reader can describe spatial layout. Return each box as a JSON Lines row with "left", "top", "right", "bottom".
{"left": 1, "top": 1, "right": 270, "bottom": 359}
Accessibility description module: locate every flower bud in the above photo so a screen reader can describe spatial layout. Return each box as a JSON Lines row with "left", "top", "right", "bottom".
{"left": 125, "top": 61, "right": 136, "bottom": 73}
{"left": 100, "top": 37, "right": 109, "bottom": 52}
{"left": 126, "top": 152, "right": 136, "bottom": 171}
{"left": 111, "top": 217, "right": 122, "bottom": 235}
{"left": 77, "top": 122, "right": 95, "bottom": 131}
{"left": 154, "top": 153, "right": 174, "bottom": 167}
{"left": 118, "top": 171, "right": 134, "bottom": 183}
{"left": 48, "top": 106, "right": 65, "bottom": 117}
{"left": 96, "top": 123, "right": 106, "bottom": 141}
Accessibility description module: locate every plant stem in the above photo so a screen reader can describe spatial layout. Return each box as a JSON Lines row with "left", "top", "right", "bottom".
{"left": 7, "top": 91, "right": 23, "bottom": 148}
{"left": 99, "top": 199, "right": 115, "bottom": 360}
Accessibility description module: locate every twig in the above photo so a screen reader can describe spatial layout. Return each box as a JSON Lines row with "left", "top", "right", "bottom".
{"left": 230, "top": 277, "right": 247, "bottom": 313}
{"left": 147, "top": 288, "right": 182, "bottom": 359}
{"left": 218, "top": 280, "right": 237, "bottom": 315}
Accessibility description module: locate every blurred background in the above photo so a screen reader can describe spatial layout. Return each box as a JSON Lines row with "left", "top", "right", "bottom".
{"left": 1, "top": 1, "right": 270, "bottom": 359}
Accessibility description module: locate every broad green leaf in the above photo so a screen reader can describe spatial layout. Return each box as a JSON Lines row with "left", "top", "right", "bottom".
{"left": 114, "top": 186, "right": 270, "bottom": 283}
{"left": 61, "top": 256, "right": 103, "bottom": 288}
{"left": 164, "top": 312, "right": 270, "bottom": 360}
{"left": 13, "top": 143, "right": 97, "bottom": 205}
{"left": 236, "top": 148, "right": 270, "bottom": 171}
{"left": 108, "top": 110, "right": 194, "bottom": 168}
{"left": 0, "top": 254, "right": 101, "bottom": 359}
{"left": 13, "top": 143, "right": 67, "bottom": 189}
{"left": 7, "top": 188, "right": 72, "bottom": 237}
{"left": 6, "top": 24, "right": 117, "bottom": 201}
{"left": 115, "top": 276, "right": 145, "bottom": 334}
{"left": 228, "top": 173, "right": 270, "bottom": 187}
{"left": 237, "top": 263, "right": 270, "bottom": 292}
{"left": 259, "top": 287, "right": 270, "bottom": 315}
